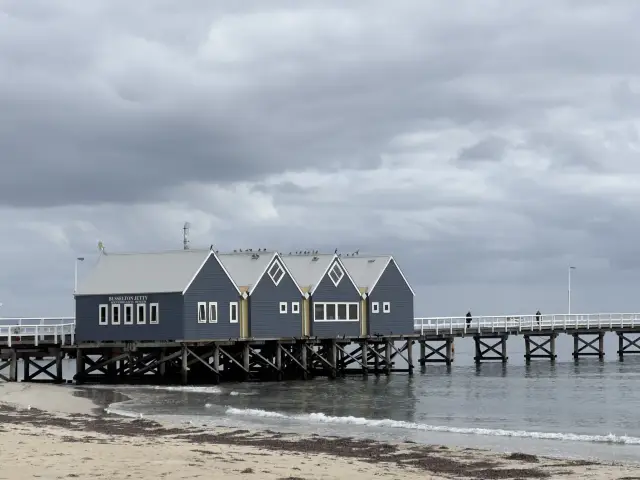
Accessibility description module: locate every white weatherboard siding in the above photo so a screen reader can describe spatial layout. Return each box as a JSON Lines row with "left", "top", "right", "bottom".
{"left": 75, "top": 250, "right": 211, "bottom": 295}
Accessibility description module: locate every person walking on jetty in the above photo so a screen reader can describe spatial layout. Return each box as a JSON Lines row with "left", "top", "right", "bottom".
{"left": 536, "top": 310, "right": 541, "bottom": 325}
{"left": 466, "top": 311, "right": 472, "bottom": 329}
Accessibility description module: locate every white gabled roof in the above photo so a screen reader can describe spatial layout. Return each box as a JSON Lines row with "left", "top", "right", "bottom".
{"left": 341, "top": 255, "right": 415, "bottom": 296}
{"left": 248, "top": 253, "right": 306, "bottom": 296}
{"left": 217, "top": 251, "right": 274, "bottom": 289}
{"left": 76, "top": 249, "right": 213, "bottom": 296}
{"left": 279, "top": 253, "right": 335, "bottom": 291}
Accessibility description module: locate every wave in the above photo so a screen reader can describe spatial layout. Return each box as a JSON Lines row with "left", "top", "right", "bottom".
{"left": 150, "top": 386, "right": 223, "bottom": 394}
{"left": 225, "top": 407, "right": 640, "bottom": 446}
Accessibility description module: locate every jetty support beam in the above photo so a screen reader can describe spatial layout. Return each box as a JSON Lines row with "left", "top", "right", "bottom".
{"left": 474, "top": 335, "right": 508, "bottom": 363}
{"left": 524, "top": 334, "right": 557, "bottom": 362}
{"left": 616, "top": 332, "right": 640, "bottom": 361}
{"left": 572, "top": 332, "right": 604, "bottom": 360}
{"left": 418, "top": 337, "right": 454, "bottom": 365}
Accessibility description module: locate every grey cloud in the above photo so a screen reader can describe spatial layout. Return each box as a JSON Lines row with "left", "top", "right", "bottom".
{"left": 4, "top": 1, "right": 640, "bottom": 207}
{"left": 455, "top": 136, "right": 509, "bottom": 163}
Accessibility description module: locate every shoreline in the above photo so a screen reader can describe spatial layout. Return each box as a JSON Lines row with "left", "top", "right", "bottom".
{"left": 0, "top": 384, "right": 637, "bottom": 479}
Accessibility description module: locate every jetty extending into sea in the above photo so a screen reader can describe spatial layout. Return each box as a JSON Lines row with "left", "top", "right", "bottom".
{"left": 1, "top": 312, "right": 639, "bottom": 384}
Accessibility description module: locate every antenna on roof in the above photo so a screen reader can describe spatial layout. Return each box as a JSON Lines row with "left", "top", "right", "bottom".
{"left": 183, "top": 222, "right": 191, "bottom": 250}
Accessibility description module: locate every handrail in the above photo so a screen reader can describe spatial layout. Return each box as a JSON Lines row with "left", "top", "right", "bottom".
{"left": 413, "top": 313, "right": 640, "bottom": 335}
{"left": 0, "top": 320, "right": 75, "bottom": 347}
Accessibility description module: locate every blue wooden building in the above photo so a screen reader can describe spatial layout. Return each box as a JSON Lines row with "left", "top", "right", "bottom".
{"left": 280, "top": 254, "right": 363, "bottom": 338}
{"left": 340, "top": 255, "right": 415, "bottom": 336}
{"left": 74, "top": 249, "right": 243, "bottom": 343}
{"left": 217, "top": 251, "right": 306, "bottom": 339}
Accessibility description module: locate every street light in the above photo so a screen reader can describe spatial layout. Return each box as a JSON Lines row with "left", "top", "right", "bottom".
{"left": 568, "top": 266, "right": 576, "bottom": 314}
{"left": 74, "top": 257, "right": 85, "bottom": 294}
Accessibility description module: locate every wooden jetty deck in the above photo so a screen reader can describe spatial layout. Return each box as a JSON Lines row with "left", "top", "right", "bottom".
{"left": 1, "top": 313, "right": 640, "bottom": 384}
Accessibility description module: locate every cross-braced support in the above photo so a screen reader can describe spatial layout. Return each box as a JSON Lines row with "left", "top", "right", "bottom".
{"left": 616, "top": 332, "right": 640, "bottom": 361}
{"left": 418, "top": 337, "right": 454, "bottom": 365}
{"left": 572, "top": 332, "right": 604, "bottom": 360}
{"left": 524, "top": 334, "right": 557, "bottom": 362}
{"left": 474, "top": 335, "right": 508, "bottom": 363}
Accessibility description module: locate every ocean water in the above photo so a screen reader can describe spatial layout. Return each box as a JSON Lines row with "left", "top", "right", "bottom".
{"left": 47, "top": 333, "right": 640, "bottom": 465}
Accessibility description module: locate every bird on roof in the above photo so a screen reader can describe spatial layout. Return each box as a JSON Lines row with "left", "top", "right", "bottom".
{"left": 355, "top": 249, "right": 359, "bottom": 255}
{"left": 334, "top": 248, "right": 338, "bottom": 254}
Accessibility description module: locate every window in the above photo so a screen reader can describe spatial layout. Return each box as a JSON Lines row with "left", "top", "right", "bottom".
{"left": 198, "top": 302, "right": 207, "bottom": 323}
{"left": 328, "top": 263, "right": 344, "bottom": 286}
{"left": 291, "top": 302, "right": 300, "bottom": 314}
{"left": 371, "top": 302, "right": 380, "bottom": 313}
{"left": 149, "top": 303, "right": 159, "bottom": 324}
{"left": 209, "top": 302, "right": 218, "bottom": 323}
{"left": 383, "top": 302, "right": 391, "bottom": 313}
{"left": 111, "top": 304, "right": 121, "bottom": 325}
{"left": 348, "top": 303, "right": 358, "bottom": 320}
{"left": 137, "top": 304, "right": 146, "bottom": 324}
{"left": 313, "top": 302, "right": 359, "bottom": 322}
{"left": 124, "top": 304, "right": 133, "bottom": 325}
{"left": 279, "top": 302, "right": 288, "bottom": 314}
{"left": 230, "top": 302, "right": 238, "bottom": 323}
{"left": 268, "top": 261, "right": 285, "bottom": 285}
{"left": 98, "top": 304, "right": 108, "bottom": 325}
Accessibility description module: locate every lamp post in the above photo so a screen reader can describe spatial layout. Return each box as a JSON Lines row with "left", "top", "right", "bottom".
{"left": 74, "top": 257, "right": 85, "bottom": 294}
{"left": 568, "top": 266, "right": 576, "bottom": 314}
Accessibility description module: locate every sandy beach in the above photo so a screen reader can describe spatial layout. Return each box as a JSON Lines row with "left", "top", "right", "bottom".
{"left": 0, "top": 383, "right": 637, "bottom": 479}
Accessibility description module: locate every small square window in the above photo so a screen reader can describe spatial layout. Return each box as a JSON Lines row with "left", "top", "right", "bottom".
{"left": 111, "top": 304, "right": 121, "bottom": 325}
{"left": 269, "top": 261, "right": 285, "bottom": 285}
{"left": 137, "top": 304, "right": 146, "bottom": 324}
{"left": 371, "top": 302, "right": 380, "bottom": 314}
{"left": 291, "top": 302, "right": 300, "bottom": 314}
{"left": 328, "top": 263, "right": 344, "bottom": 286}
{"left": 198, "top": 302, "right": 207, "bottom": 323}
{"left": 149, "top": 303, "right": 159, "bottom": 324}
{"left": 209, "top": 302, "right": 218, "bottom": 323}
{"left": 124, "top": 304, "right": 133, "bottom": 325}
{"left": 279, "top": 302, "right": 288, "bottom": 314}
{"left": 383, "top": 302, "right": 391, "bottom": 313}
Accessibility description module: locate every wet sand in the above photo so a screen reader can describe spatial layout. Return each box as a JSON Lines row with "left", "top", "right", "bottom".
{"left": 0, "top": 383, "right": 637, "bottom": 479}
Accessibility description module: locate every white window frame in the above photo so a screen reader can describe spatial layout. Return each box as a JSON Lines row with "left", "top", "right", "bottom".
{"left": 291, "top": 302, "right": 300, "bottom": 314}
{"left": 149, "top": 303, "right": 159, "bottom": 324}
{"left": 111, "top": 304, "right": 121, "bottom": 325}
{"left": 123, "top": 304, "right": 134, "bottom": 325}
{"left": 136, "top": 303, "right": 146, "bottom": 324}
{"left": 209, "top": 302, "right": 218, "bottom": 323}
{"left": 371, "top": 302, "right": 380, "bottom": 314}
{"left": 268, "top": 261, "right": 285, "bottom": 286}
{"left": 279, "top": 301, "right": 288, "bottom": 314}
{"left": 328, "top": 263, "right": 344, "bottom": 286}
{"left": 313, "top": 302, "right": 359, "bottom": 322}
{"left": 98, "top": 304, "right": 108, "bottom": 326}
{"left": 383, "top": 302, "right": 391, "bottom": 313}
{"left": 197, "top": 302, "right": 207, "bottom": 323}
{"left": 229, "top": 302, "right": 238, "bottom": 323}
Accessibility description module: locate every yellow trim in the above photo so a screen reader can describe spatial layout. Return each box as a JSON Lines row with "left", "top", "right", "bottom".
{"left": 302, "top": 298, "right": 310, "bottom": 336}
{"left": 240, "top": 297, "right": 249, "bottom": 338}
{"left": 360, "top": 298, "right": 368, "bottom": 336}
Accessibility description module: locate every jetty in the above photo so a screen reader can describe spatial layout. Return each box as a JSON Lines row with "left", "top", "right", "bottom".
{"left": 1, "top": 312, "right": 640, "bottom": 384}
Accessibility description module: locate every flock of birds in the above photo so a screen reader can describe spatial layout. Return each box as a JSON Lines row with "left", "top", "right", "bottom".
{"left": 206, "top": 247, "right": 363, "bottom": 257}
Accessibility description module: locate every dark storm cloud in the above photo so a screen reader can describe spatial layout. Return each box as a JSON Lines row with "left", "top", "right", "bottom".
{"left": 3, "top": 0, "right": 640, "bottom": 207}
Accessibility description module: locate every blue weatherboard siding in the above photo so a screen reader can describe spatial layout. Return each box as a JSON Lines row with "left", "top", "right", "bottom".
{"left": 250, "top": 258, "right": 302, "bottom": 338}
{"left": 310, "top": 261, "right": 361, "bottom": 337}
{"left": 183, "top": 254, "right": 242, "bottom": 340}
{"left": 368, "top": 259, "right": 414, "bottom": 335}
{"left": 75, "top": 292, "right": 183, "bottom": 342}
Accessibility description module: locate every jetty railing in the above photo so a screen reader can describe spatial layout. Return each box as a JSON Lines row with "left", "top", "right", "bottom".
{"left": 413, "top": 313, "right": 640, "bottom": 335}
{"left": 0, "top": 317, "right": 75, "bottom": 347}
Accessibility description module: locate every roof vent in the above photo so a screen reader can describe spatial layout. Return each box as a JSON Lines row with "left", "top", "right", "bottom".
{"left": 367, "top": 259, "right": 375, "bottom": 263}
{"left": 251, "top": 254, "right": 259, "bottom": 260}
{"left": 312, "top": 256, "right": 319, "bottom": 261}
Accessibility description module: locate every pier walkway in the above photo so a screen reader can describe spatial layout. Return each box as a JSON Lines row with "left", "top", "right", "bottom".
{"left": 1, "top": 312, "right": 639, "bottom": 384}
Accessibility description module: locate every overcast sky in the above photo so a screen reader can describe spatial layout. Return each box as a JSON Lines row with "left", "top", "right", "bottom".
{"left": 1, "top": 0, "right": 640, "bottom": 318}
